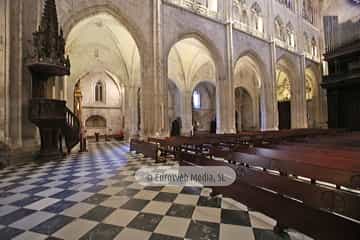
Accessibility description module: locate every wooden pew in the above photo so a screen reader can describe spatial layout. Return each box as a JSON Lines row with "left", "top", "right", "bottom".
{"left": 177, "top": 150, "right": 360, "bottom": 240}
{"left": 138, "top": 129, "right": 347, "bottom": 163}
{"left": 239, "top": 147, "right": 360, "bottom": 172}
{"left": 130, "top": 139, "right": 158, "bottom": 162}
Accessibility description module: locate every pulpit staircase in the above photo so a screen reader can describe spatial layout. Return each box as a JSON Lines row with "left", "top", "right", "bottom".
{"left": 64, "top": 107, "right": 81, "bottom": 152}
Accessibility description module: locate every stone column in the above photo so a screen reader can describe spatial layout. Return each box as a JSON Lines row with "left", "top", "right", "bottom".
{"left": 217, "top": 0, "right": 236, "bottom": 134}
{"left": 124, "top": 85, "right": 139, "bottom": 138}
{"left": 152, "top": 0, "right": 167, "bottom": 137}
{"left": 268, "top": 40, "right": 279, "bottom": 130}
{"left": 181, "top": 90, "right": 193, "bottom": 136}
{"left": 141, "top": 84, "right": 155, "bottom": 137}
{"left": 293, "top": 54, "right": 308, "bottom": 129}
{"left": 8, "top": 0, "right": 23, "bottom": 148}
{"left": 226, "top": 0, "right": 236, "bottom": 134}
{"left": 0, "top": 0, "right": 6, "bottom": 142}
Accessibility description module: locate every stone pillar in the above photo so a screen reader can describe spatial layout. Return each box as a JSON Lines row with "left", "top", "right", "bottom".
{"left": 0, "top": 0, "right": 8, "bottom": 144}
{"left": 8, "top": 0, "right": 23, "bottom": 148}
{"left": 141, "top": 86, "right": 154, "bottom": 137}
{"left": 124, "top": 85, "right": 139, "bottom": 138}
{"left": 268, "top": 40, "right": 279, "bottom": 130}
{"left": 181, "top": 90, "right": 193, "bottom": 136}
{"left": 217, "top": 0, "right": 236, "bottom": 134}
{"left": 152, "top": 0, "right": 167, "bottom": 137}
{"left": 293, "top": 55, "right": 308, "bottom": 129}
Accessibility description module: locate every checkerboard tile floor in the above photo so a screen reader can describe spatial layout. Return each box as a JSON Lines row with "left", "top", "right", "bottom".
{"left": 0, "top": 142, "right": 309, "bottom": 240}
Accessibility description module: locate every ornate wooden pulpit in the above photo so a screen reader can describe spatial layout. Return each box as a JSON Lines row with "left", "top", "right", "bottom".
{"left": 27, "top": 0, "right": 80, "bottom": 159}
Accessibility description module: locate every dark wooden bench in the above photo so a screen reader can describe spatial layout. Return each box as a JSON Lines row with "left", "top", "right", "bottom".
{"left": 177, "top": 150, "right": 360, "bottom": 240}
{"left": 130, "top": 139, "right": 158, "bottom": 162}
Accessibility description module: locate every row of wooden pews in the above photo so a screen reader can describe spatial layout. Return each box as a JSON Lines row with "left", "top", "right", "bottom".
{"left": 175, "top": 130, "right": 360, "bottom": 240}
{"left": 140, "top": 129, "right": 340, "bottom": 160}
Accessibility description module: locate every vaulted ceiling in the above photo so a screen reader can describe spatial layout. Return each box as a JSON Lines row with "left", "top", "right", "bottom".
{"left": 168, "top": 38, "right": 216, "bottom": 91}
{"left": 65, "top": 13, "right": 141, "bottom": 86}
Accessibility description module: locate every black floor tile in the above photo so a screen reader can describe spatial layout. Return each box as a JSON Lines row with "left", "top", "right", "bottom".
{"left": 197, "top": 196, "right": 222, "bottom": 208}
{"left": 79, "top": 223, "right": 123, "bottom": 240}
{"left": 144, "top": 186, "right": 164, "bottom": 192}
{"left": 166, "top": 204, "right": 195, "bottom": 218}
{"left": 50, "top": 190, "right": 78, "bottom": 199}
{"left": 181, "top": 186, "right": 202, "bottom": 195}
{"left": 153, "top": 192, "right": 177, "bottom": 202}
{"left": 0, "top": 208, "right": 36, "bottom": 225}
{"left": 127, "top": 213, "right": 163, "bottom": 232}
{"left": 88, "top": 178, "right": 104, "bottom": 185}
{"left": 0, "top": 192, "right": 14, "bottom": 198}
{"left": 81, "top": 206, "right": 115, "bottom": 222}
{"left": 115, "top": 188, "right": 139, "bottom": 197}
{"left": 83, "top": 185, "right": 107, "bottom": 193}
{"left": 112, "top": 181, "right": 133, "bottom": 188}
{"left": 120, "top": 199, "right": 149, "bottom": 211}
{"left": 56, "top": 182, "right": 77, "bottom": 189}
{"left": 43, "top": 200, "right": 76, "bottom": 213}
{"left": 2, "top": 184, "right": 22, "bottom": 192}
{"left": 31, "top": 215, "right": 74, "bottom": 235}
{"left": 11, "top": 195, "right": 43, "bottom": 207}
{"left": 0, "top": 227, "right": 24, "bottom": 240}
{"left": 185, "top": 220, "right": 220, "bottom": 240}
{"left": 83, "top": 193, "right": 110, "bottom": 204}
{"left": 221, "top": 209, "right": 251, "bottom": 226}
{"left": 23, "top": 186, "right": 49, "bottom": 195}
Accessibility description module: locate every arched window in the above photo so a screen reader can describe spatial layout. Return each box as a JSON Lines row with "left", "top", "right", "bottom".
{"left": 241, "top": 7, "right": 249, "bottom": 25}
{"left": 286, "top": 23, "right": 295, "bottom": 48}
{"left": 250, "top": 3, "right": 263, "bottom": 33}
{"left": 307, "top": 0, "right": 314, "bottom": 24}
{"left": 193, "top": 90, "right": 201, "bottom": 109}
{"left": 311, "top": 37, "right": 317, "bottom": 57}
{"left": 304, "top": 32, "right": 311, "bottom": 53}
{"left": 233, "top": 0, "right": 246, "bottom": 23}
{"left": 233, "top": 0, "right": 241, "bottom": 22}
{"left": 274, "top": 16, "right": 284, "bottom": 41}
{"left": 303, "top": 0, "right": 315, "bottom": 24}
{"left": 95, "top": 81, "right": 104, "bottom": 102}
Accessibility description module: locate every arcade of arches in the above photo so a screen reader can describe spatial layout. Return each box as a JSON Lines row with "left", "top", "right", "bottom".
{"left": 1, "top": 1, "right": 359, "bottom": 240}
{"left": 1, "top": 0, "right": 342, "bottom": 148}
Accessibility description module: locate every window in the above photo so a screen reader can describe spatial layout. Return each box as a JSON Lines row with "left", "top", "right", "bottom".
{"left": 95, "top": 81, "right": 104, "bottom": 102}
{"left": 251, "top": 3, "right": 263, "bottom": 33}
{"left": 193, "top": 90, "right": 201, "bottom": 109}
{"left": 303, "top": 0, "right": 315, "bottom": 24}
{"left": 286, "top": 23, "right": 295, "bottom": 48}
{"left": 233, "top": 0, "right": 246, "bottom": 23}
{"left": 304, "top": 32, "right": 311, "bottom": 53}
{"left": 311, "top": 37, "right": 317, "bottom": 57}
{"left": 274, "top": 16, "right": 284, "bottom": 41}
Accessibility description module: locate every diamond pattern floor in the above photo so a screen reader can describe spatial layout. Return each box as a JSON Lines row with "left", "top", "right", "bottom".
{"left": 0, "top": 142, "right": 308, "bottom": 240}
